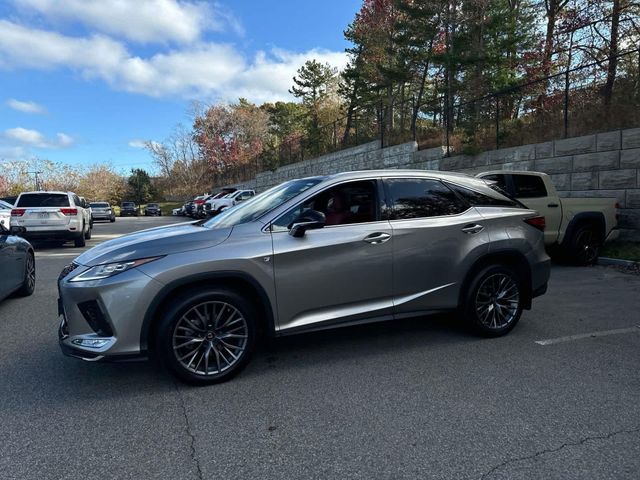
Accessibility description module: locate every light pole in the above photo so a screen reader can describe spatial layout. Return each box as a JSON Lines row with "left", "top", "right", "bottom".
{"left": 28, "top": 171, "right": 43, "bottom": 190}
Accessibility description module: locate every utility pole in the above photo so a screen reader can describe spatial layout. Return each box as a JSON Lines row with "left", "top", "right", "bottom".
{"left": 28, "top": 171, "right": 42, "bottom": 190}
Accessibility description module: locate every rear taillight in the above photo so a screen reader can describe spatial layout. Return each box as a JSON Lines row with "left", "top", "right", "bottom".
{"left": 60, "top": 208, "right": 78, "bottom": 216}
{"left": 194, "top": 199, "right": 205, "bottom": 205}
{"left": 11, "top": 208, "right": 25, "bottom": 216}
{"left": 524, "top": 216, "right": 546, "bottom": 231}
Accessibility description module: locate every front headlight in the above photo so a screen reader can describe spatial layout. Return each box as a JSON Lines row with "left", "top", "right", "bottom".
{"left": 70, "top": 257, "right": 163, "bottom": 282}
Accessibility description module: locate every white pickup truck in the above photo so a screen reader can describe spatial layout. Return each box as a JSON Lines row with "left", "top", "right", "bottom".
{"left": 476, "top": 171, "right": 619, "bottom": 265}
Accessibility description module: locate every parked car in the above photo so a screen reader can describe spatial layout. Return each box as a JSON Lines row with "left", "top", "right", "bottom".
{"left": 58, "top": 170, "right": 550, "bottom": 384}
{"left": 477, "top": 171, "right": 619, "bottom": 265}
{"left": 90, "top": 202, "right": 116, "bottom": 223}
{"left": 208, "top": 189, "right": 255, "bottom": 215}
{"left": 144, "top": 203, "right": 162, "bottom": 216}
{"left": 120, "top": 202, "right": 138, "bottom": 217}
{"left": 12, "top": 191, "right": 92, "bottom": 247}
{"left": 0, "top": 196, "right": 17, "bottom": 206}
{"left": 0, "top": 199, "right": 13, "bottom": 227}
{"left": 0, "top": 221, "right": 35, "bottom": 302}
{"left": 204, "top": 188, "right": 238, "bottom": 216}
{"left": 187, "top": 195, "right": 209, "bottom": 218}
{"left": 172, "top": 207, "right": 184, "bottom": 216}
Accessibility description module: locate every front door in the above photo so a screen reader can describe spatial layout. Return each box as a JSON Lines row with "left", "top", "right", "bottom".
{"left": 270, "top": 179, "right": 394, "bottom": 333}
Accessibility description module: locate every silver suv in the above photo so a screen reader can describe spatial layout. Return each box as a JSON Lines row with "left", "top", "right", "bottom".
{"left": 58, "top": 170, "right": 550, "bottom": 384}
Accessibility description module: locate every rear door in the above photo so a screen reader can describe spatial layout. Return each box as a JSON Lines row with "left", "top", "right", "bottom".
{"left": 14, "top": 193, "right": 72, "bottom": 230}
{"left": 384, "top": 177, "right": 490, "bottom": 315}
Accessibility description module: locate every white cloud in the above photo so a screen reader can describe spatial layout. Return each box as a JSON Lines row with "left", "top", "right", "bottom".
{"left": 13, "top": 0, "right": 243, "bottom": 44}
{"left": 6, "top": 98, "right": 47, "bottom": 114}
{"left": 128, "top": 139, "right": 147, "bottom": 148}
{"left": 4, "top": 127, "right": 74, "bottom": 148}
{"left": 0, "top": 20, "right": 348, "bottom": 103}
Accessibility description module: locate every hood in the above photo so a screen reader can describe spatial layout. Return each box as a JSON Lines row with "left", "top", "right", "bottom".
{"left": 74, "top": 222, "right": 232, "bottom": 267}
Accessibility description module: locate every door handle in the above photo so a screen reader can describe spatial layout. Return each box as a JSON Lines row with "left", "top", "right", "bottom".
{"left": 548, "top": 203, "right": 559, "bottom": 208}
{"left": 461, "top": 224, "right": 484, "bottom": 234}
{"left": 363, "top": 232, "right": 391, "bottom": 244}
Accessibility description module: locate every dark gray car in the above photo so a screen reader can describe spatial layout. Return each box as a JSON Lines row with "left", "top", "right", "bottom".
{"left": 58, "top": 170, "right": 550, "bottom": 384}
{"left": 0, "top": 221, "right": 35, "bottom": 302}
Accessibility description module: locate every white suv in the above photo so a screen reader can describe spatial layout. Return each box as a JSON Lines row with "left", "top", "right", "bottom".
{"left": 12, "top": 191, "right": 92, "bottom": 247}
{"left": 209, "top": 189, "right": 255, "bottom": 214}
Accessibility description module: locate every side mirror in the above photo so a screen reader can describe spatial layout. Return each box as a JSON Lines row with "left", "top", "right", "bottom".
{"left": 10, "top": 225, "right": 27, "bottom": 235}
{"left": 289, "top": 210, "right": 326, "bottom": 238}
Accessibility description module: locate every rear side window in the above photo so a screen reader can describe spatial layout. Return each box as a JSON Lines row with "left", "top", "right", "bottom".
{"left": 511, "top": 174, "right": 547, "bottom": 198}
{"left": 447, "top": 183, "right": 521, "bottom": 208}
{"left": 17, "top": 193, "right": 70, "bottom": 207}
{"left": 385, "top": 178, "right": 468, "bottom": 220}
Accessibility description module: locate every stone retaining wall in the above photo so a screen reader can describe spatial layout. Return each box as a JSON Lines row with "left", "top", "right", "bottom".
{"left": 225, "top": 127, "right": 640, "bottom": 238}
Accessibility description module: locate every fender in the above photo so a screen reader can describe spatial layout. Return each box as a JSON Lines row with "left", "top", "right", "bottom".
{"left": 139, "top": 270, "right": 276, "bottom": 353}
{"left": 560, "top": 212, "right": 605, "bottom": 246}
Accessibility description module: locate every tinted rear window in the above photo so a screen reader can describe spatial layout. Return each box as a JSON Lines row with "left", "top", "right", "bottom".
{"left": 385, "top": 178, "right": 468, "bottom": 219}
{"left": 512, "top": 174, "right": 547, "bottom": 198}
{"left": 17, "top": 193, "right": 70, "bottom": 207}
{"left": 447, "top": 183, "right": 521, "bottom": 208}
{"left": 91, "top": 203, "right": 109, "bottom": 208}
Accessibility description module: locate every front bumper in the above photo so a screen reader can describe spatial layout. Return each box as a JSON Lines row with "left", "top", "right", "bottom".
{"left": 57, "top": 264, "right": 163, "bottom": 360}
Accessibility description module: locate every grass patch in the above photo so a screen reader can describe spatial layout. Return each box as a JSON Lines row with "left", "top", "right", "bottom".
{"left": 601, "top": 241, "right": 640, "bottom": 262}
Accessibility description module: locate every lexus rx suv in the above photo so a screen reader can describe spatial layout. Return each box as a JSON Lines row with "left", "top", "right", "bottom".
{"left": 58, "top": 170, "right": 550, "bottom": 384}
{"left": 12, "top": 191, "right": 92, "bottom": 247}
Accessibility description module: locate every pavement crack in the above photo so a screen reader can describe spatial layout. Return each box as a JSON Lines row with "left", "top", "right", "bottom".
{"left": 174, "top": 381, "right": 204, "bottom": 480}
{"left": 479, "top": 426, "right": 640, "bottom": 479}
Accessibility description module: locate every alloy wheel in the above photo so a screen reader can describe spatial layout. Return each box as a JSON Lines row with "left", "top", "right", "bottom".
{"left": 172, "top": 301, "right": 248, "bottom": 376}
{"left": 475, "top": 273, "right": 519, "bottom": 329}
{"left": 26, "top": 254, "right": 35, "bottom": 290}
{"left": 575, "top": 228, "right": 598, "bottom": 264}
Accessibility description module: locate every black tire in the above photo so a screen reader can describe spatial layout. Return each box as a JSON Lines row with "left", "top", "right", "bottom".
{"left": 14, "top": 251, "right": 35, "bottom": 297}
{"left": 566, "top": 223, "right": 601, "bottom": 266}
{"left": 460, "top": 264, "right": 523, "bottom": 337}
{"left": 155, "top": 288, "right": 257, "bottom": 385}
{"left": 74, "top": 231, "right": 86, "bottom": 248}
{"left": 110, "top": 217, "right": 115, "bottom": 223}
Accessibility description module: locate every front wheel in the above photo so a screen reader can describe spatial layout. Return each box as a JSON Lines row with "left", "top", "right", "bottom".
{"left": 155, "top": 288, "right": 257, "bottom": 385}
{"left": 461, "top": 265, "right": 523, "bottom": 337}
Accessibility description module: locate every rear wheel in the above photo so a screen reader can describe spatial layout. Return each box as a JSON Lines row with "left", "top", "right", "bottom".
{"left": 74, "top": 228, "right": 86, "bottom": 248}
{"left": 567, "top": 224, "right": 601, "bottom": 266}
{"left": 461, "top": 265, "right": 523, "bottom": 337}
{"left": 155, "top": 288, "right": 257, "bottom": 385}
{"left": 15, "top": 251, "right": 35, "bottom": 297}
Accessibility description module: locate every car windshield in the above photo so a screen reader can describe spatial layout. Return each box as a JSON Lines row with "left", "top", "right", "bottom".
{"left": 90, "top": 202, "right": 109, "bottom": 208}
{"left": 17, "top": 193, "right": 70, "bottom": 207}
{"left": 203, "top": 177, "right": 323, "bottom": 229}
{"left": 147, "top": 203, "right": 159, "bottom": 207}
{"left": 122, "top": 202, "right": 134, "bottom": 207}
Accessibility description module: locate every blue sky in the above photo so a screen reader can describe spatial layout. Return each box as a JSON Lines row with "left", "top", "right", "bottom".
{"left": 0, "top": 0, "right": 360, "bottom": 173}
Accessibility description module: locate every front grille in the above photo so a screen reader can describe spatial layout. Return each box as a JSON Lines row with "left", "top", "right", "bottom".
{"left": 59, "top": 262, "right": 79, "bottom": 281}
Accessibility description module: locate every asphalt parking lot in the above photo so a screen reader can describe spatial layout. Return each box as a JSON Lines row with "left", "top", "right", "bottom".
{"left": 0, "top": 216, "right": 639, "bottom": 480}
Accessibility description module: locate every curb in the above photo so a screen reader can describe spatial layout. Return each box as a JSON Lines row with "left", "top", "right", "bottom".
{"left": 597, "top": 257, "right": 640, "bottom": 267}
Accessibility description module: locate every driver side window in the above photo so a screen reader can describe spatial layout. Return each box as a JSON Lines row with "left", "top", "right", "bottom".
{"left": 272, "top": 180, "right": 378, "bottom": 232}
